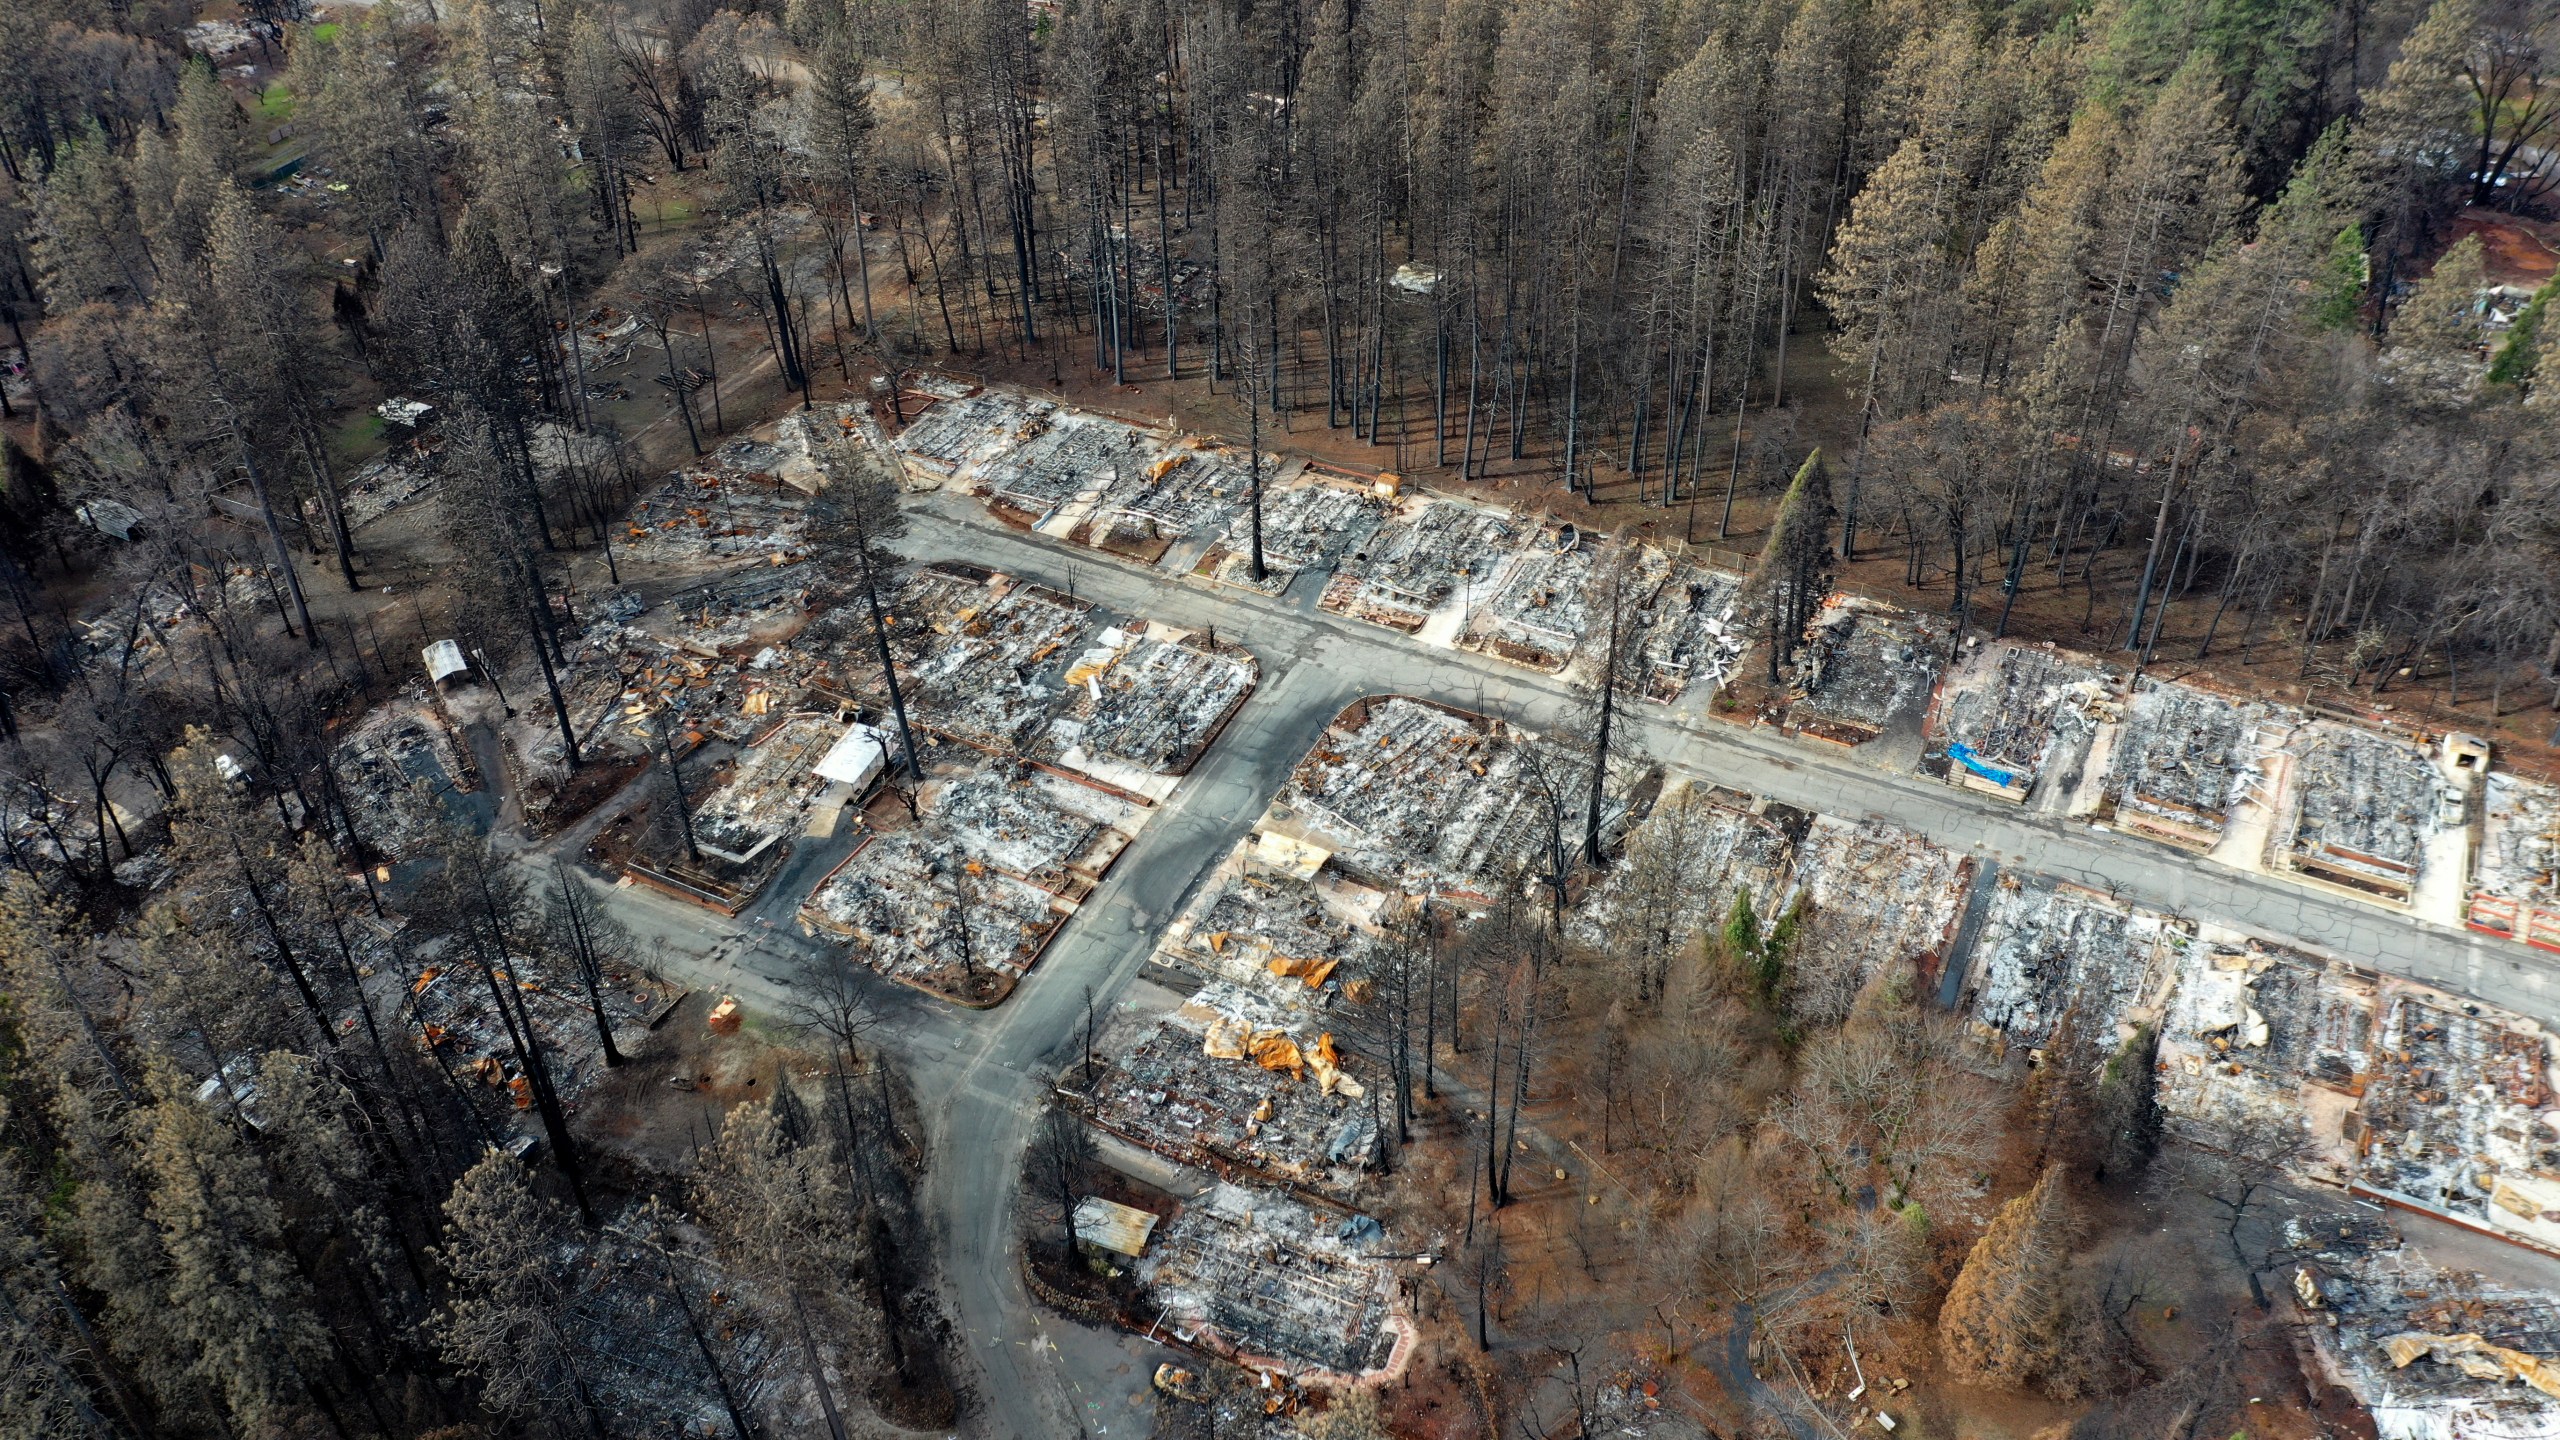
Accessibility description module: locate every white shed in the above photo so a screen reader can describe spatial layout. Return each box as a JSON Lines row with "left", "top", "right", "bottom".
{"left": 813, "top": 721, "right": 895, "bottom": 790}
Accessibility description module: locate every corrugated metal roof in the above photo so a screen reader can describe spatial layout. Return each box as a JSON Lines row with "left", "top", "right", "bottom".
{"left": 1072, "top": 1197, "right": 1160, "bottom": 1257}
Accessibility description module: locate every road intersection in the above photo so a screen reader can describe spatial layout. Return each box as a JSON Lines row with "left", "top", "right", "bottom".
{"left": 549, "top": 487, "right": 2558, "bottom": 1438}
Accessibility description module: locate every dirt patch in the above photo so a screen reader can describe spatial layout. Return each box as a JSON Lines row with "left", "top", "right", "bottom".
{"left": 2447, "top": 207, "right": 2560, "bottom": 288}
{"left": 574, "top": 992, "right": 799, "bottom": 1173}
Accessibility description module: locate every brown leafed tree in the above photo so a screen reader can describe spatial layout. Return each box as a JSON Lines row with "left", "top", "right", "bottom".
{"left": 1939, "top": 1162, "right": 2078, "bottom": 1389}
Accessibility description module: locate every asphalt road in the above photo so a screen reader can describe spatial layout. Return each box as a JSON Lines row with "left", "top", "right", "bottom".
{"left": 548, "top": 488, "right": 2560, "bottom": 1439}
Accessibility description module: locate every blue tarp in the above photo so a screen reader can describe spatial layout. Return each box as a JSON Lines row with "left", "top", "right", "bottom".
{"left": 1946, "top": 742, "right": 2020, "bottom": 790}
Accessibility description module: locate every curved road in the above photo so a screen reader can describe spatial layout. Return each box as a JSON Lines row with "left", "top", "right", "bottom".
{"left": 549, "top": 488, "right": 2560, "bottom": 1438}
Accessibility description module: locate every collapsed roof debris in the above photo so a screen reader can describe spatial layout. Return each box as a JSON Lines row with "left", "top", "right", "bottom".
{"left": 2106, "top": 679, "right": 2272, "bottom": 850}
{"left": 1133, "top": 1181, "right": 1410, "bottom": 1381}
{"left": 927, "top": 761, "right": 1141, "bottom": 896}
{"left": 1033, "top": 627, "right": 1259, "bottom": 797}
{"left": 2277, "top": 722, "right": 2451, "bottom": 903}
{"left": 1463, "top": 529, "right": 1669, "bottom": 674}
{"left": 1072, "top": 981, "right": 1378, "bottom": 1197}
{"left": 331, "top": 696, "right": 478, "bottom": 854}
{"left": 619, "top": 469, "right": 810, "bottom": 573}
{"left": 2358, "top": 992, "right": 2560, "bottom": 1236}
{"left": 1783, "top": 816, "right": 1971, "bottom": 1000}
{"left": 1962, "top": 876, "right": 2187, "bottom": 1054}
{"left": 1785, "top": 598, "right": 1947, "bottom": 744}
{"left": 1925, "top": 642, "right": 2115, "bottom": 800}
{"left": 1200, "top": 481, "right": 1387, "bottom": 594}
{"left": 2469, "top": 773, "right": 2560, "bottom": 951}
{"left": 2158, "top": 932, "right": 2374, "bottom": 1164}
{"left": 1634, "top": 564, "right": 1747, "bottom": 702}
{"left": 340, "top": 455, "right": 439, "bottom": 532}
{"left": 1273, "top": 697, "right": 1643, "bottom": 903}
{"left": 404, "top": 932, "right": 663, "bottom": 1122}
{"left": 1319, "top": 499, "right": 1525, "bottom": 633}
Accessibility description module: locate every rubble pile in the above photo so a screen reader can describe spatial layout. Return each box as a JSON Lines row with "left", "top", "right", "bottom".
{"left": 1202, "top": 482, "right": 1387, "bottom": 593}
{"left": 332, "top": 699, "right": 476, "bottom": 853}
{"left": 1928, "top": 642, "right": 2114, "bottom": 799}
{"left": 1320, "top": 500, "right": 1525, "bottom": 632}
{"left": 2280, "top": 723, "right": 2447, "bottom": 902}
{"left": 688, "top": 713, "right": 840, "bottom": 862}
{"left": 1783, "top": 816, "right": 1971, "bottom": 993}
{"left": 928, "top": 762, "right": 1140, "bottom": 893}
{"left": 1963, "top": 878, "right": 2187, "bottom": 1052}
{"left": 2108, "top": 680, "right": 2269, "bottom": 849}
{"left": 567, "top": 1235, "right": 778, "bottom": 1435}
{"left": 1465, "top": 532, "right": 1667, "bottom": 673}
{"left": 1276, "top": 697, "right": 1622, "bottom": 901}
{"left": 404, "top": 941, "right": 661, "bottom": 1119}
{"left": 1787, "top": 599, "right": 1947, "bottom": 742}
{"left": 1570, "top": 787, "right": 1807, "bottom": 954}
{"left": 2468, "top": 773, "right": 2560, "bottom": 949}
{"left": 2359, "top": 995, "right": 2559, "bottom": 1220}
{"left": 2289, "top": 1216, "right": 2560, "bottom": 1440}
{"left": 892, "top": 389, "right": 1047, "bottom": 476}
{"left": 902, "top": 583, "right": 1097, "bottom": 753}
{"left": 2159, "top": 935, "right": 2374, "bottom": 1153}
{"left": 1162, "top": 865, "right": 1381, "bottom": 996}
{"left": 975, "top": 410, "right": 1162, "bottom": 524}
{"left": 1077, "top": 983, "right": 1377, "bottom": 1195}
{"left": 1635, "top": 565, "right": 1747, "bottom": 701}
{"left": 618, "top": 470, "right": 809, "bottom": 571}
{"left": 799, "top": 826, "right": 1065, "bottom": 992}
{"left": 1133, "top": 1181, "right": 1405, "bottom": 1379}
{"left": 1082, "top": 447, "right": 1254, "bottom": 558}
{"left": 339, "top": 455, "right": 438, "bottom": 532}
{"left": 1035, "top": 629, "right": 1258, "bottom": 785}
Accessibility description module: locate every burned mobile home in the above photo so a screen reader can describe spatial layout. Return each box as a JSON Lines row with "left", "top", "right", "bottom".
{"left": 1633, "top": 563, "right": 1747, "bottom": 703}
{"left": 1032, "top": 626, "right": 1259, "bottom": 801}
{"left": 798, "top": 753, "right": 1148, "bottom": 1000}
{"left": 2273, "top": 722, "right": 2456, "bottom": 905}
{"left": 2468, "top": 771, "right": 2560, "bottom": 952}
{"left": 1197, "top": 477, "right": 1387, "bottom": 594}
{"left": 1923, "top": 641, "right": 2114, "bottom": 801}
{"left": 1960, "top": 876, "right": 2187, "bottom": 1055}
{"left": 1319, "top": 497, "right": 1526, "bottom": 634}
{"left": 1068, "top": 981, "right": 1378, "bottom": 1199}
{"left": 2156, "top": 930, "right": 2376, "bottom": 1162}
{"left": 1130, "top": 1181, "right": 1412, "bottom": 1383}
{"left": 2104, "top": 679, "right": 2273, "bottom": 851}
{"left": 1075, "top": 445, "right": 1256, "bottom": 562}
{"left": 1782, "top": 596, "right": 1947, "bottom": 745}
{"left": 1462, "top": 527, "right": 1669, "bottom": 674}
{"left": 1269, "top": 696, "right": 1649, "bottom": 904}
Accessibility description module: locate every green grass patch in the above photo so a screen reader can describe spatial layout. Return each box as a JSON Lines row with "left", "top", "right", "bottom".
{"left": 330, "top": 409, "right": 388, "bottom": 467}
{"left": 311, "top": 21, "right": 342, "bottom": 41}
{"left": 254, "top": 85, "right": 296, "bottom": 123}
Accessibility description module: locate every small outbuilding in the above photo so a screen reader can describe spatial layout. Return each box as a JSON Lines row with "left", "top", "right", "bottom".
{"left": 1072, "top": 1197, "right": 1160, "bottom": 1258}
{"left": 813, "top": 720, "right": 896, "bottom": 792}
{"left": 422, "top": 639, "right": 471, "bottom": 689}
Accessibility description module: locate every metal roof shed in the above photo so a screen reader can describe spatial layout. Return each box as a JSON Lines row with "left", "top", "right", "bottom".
{"left": 1072, "top": 1197, "right": 1160, "bottom": 1258}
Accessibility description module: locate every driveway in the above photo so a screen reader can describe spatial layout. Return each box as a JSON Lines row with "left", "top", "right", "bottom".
{"left": 539, "top": 489, "right": 2560, "bottom": 1438}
